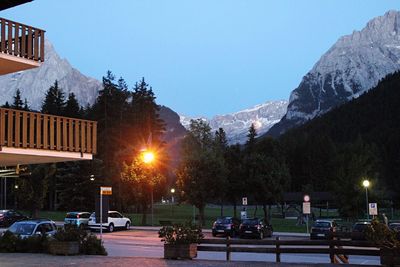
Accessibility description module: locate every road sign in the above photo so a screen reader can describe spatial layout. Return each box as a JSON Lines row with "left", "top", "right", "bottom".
{"left": 242, "top": 197, "right": 248, "bottom": 206}
{"left": 303, "top": 194, "right": 310, "bottom": 202}
{"left": 303, "top": 202, "right": 311, "bottom": 214}
{"left": 240, "top": 210, "right": 247, "bottom": 219}
{"left": 100, "top": 186, "right": 112, "bottom": 195}
{"left": 369, "top": 203, "right": 378, "bottom": 216}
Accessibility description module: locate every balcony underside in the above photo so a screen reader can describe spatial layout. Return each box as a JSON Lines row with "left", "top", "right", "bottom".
{"left": 0, "top": 147, "right": 93, "bottom": 166}
{"left": 0, "top": 52, "right": 40, "bottom": 75}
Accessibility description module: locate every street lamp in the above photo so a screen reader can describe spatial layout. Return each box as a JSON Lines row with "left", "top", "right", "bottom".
{"left": 170, "top": 188, "right": 175, "bottom": 203}
{"left": 90, "top": 175, "right": 95, "bottom": 181}
{"left": 142, "top": 150, "right": 156, "bottom": 226}
{"left": 362, "top": 179, "right": 370, "bottom": 220}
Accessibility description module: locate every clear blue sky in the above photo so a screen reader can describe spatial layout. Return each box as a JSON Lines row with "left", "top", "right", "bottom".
{"left": 2, "top": 1, "right": 400, "bottom": 117}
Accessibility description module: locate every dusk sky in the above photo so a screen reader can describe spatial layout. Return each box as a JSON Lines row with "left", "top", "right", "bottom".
{"left": 3, "top": 0, "right": 400, "bottom": 117}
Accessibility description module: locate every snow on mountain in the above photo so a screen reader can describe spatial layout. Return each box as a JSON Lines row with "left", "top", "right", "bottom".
{"left": 180, "top": 100, "right": 288, "bottom": 144}
{"left": 268, "top": 10, "right": 400, "bottom": 136}
{"left": 0, "top": 40, "right": 101, "bottom": 110}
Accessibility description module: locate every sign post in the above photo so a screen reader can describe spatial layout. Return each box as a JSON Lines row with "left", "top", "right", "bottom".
{"left": 369, "top": 203, "right": 378, "bottom": 217}
{"left": 241, "top": 197, "right": 248, "bottom": 220}
{"left": 303, "top": 195, "right": 311, "bottom": 234}
{"left": 100, "top": 187, "right": 112, "bottom": 240}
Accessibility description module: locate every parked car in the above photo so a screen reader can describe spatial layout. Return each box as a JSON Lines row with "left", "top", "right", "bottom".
{"left": 239, "top": 218, "right": 273, "bottom": 239}
{"left": 0, "top": 210, "right": 28, "bottom": 227}
{"left": 389, "top": 222, "right": 400, "bottom": 240}
{"left": 7, "top": 219, "right": 57, "bottom": 238}
{"left": 212, "top": 216, "right": 240, "bottom": 237}
{"left": 351, "top": 221, "right": 371, "bottom": 240}
{"left": 310, "top": 220, "right": 338, "bottom": 240}
{"left": 88, "top": 211, "right": 131, "bottom": 232}
{"left": 64, "top": 212, "right": 91, "bottom": 229}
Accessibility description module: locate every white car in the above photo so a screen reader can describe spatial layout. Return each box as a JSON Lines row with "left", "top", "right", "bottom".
{"left": 88, "top": 211, "right": 131, "bottom": 232}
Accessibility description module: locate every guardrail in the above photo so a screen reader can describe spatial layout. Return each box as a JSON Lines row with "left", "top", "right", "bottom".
{"left": 198, "top": 237, "right": 380, "bottom": 264}
{"left": 0, "top": 17, "right": 45, "bottom": 62}
{"left": 0, "top": 108, "right": 97, "bottom": 154}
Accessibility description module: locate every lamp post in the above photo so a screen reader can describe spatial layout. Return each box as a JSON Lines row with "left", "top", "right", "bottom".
{"left": 142, "top": 150, "right": 155, "bottom": 226}
{"left": 170, "top": 188, "right": 175, "bottom": 203}
{"left": 362, "top": 179, "right": 370, "bottom": 220}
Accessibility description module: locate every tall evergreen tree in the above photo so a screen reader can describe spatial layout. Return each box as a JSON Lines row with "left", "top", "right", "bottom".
{"left": 64, "top": 92, "right": 81, "bottom": 118}
{"left": 23, "top": 98, "right": 30, "bottom": 111}
{"left": 12, "top": 89, "right": 24, "bottom": 110}
{"left": 41, "top": 80, "right": 66, "bottom": 115}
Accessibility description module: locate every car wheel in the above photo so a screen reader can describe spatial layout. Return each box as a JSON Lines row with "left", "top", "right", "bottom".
{"left": 108, "top": 223, "right": 114, "bottom": 233}
{"left": 125, "top": 222, "right": 130, "bottom": 230}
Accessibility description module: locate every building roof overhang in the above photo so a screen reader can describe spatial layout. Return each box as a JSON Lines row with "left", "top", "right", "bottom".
{"left": 0, "top": 0, "right": 32, "bottom": 11}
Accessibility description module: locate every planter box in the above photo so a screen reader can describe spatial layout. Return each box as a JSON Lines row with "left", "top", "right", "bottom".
{"left": 380, "top": 248, "right": 400, "bottom": 266}
{"left": 48, "top": 241, "right": 79, "bottom": 256}
{"left": 164, "top": 243, "right": 197, "bottom": 259}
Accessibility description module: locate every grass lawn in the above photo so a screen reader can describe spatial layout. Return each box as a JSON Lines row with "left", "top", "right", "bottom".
{"left": 27, "top": 204, "right": 309, "bottom": 233}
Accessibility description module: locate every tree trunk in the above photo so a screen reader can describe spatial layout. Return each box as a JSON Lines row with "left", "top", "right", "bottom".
{"left": 198, "top": 205, "right": 205, "bottom": 227}
{"left": 262, "top": 204, "right": 268, "bottom": 223}
{"left": 141, "top": 203, "right": 148, "bottom": 225}
{"left": 253, "top": 205, "right": 258, "bottom": 217}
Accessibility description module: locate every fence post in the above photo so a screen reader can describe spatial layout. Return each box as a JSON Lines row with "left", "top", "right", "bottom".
{"left": 226, "top": 235, "right": 231, "bottom": 261}
{"left": 329, "top": 241, "right": 334, "bottom": 263}
{"left": 276, "top": 236, "right": 281, "bottom": 262}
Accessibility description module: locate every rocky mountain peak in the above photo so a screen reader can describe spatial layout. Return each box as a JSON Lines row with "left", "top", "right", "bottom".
{"left": 0, "top": 39, "right": 102, "bottom": 110}
{"left": 268, "top": 10, "right": 400, "bottom": 136}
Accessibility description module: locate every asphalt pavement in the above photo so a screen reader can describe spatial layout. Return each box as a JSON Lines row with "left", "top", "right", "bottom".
{"left": 0, "top": 254, "right": 380, "bottom": 267}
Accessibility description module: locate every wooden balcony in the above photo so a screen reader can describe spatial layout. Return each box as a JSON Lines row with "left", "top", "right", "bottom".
{"left": 0, "top": 17, "right": 45, "bottom": 75}
{"left": 0, "top": 108, "right": 97, "bottom": 166}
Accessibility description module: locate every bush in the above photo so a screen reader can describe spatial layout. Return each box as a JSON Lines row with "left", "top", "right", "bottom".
{"left": 0, "top": 231, "right": 48, "bottom": 253}
{"left": 0, "top": 226, "right": 106, "bottom": 255}
{"left": 366, "top": 218, "right": 400, "bottom": 252}
{"left": 51, "top": 226, "right": 107, "bottom": 255}
{"left": 159, "top": 222, "right": 203, "bottom": 245}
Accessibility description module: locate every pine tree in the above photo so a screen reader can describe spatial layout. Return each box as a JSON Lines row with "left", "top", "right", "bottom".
{"left": 23, "top": 98, "right": 30, "bottom": 111}
{"left": 2, "top": 102, "right": 10, "bottom": 108}
{"left": 12, "top": 89, "right": 24, "bottom": 110}
{"left": 64, "top": 93, "right": 81, "bottom": 118}
{"left": 41, "top": 80, "right": 66, "bottom": 115}
{"left": 245, "top": 123, "right": 257, "bottom": 154}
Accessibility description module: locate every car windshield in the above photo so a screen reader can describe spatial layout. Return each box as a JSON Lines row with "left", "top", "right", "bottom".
{"left": 313, "top": 221, "right": 331, "bottom": 228}
{"left": 8, "top": 222, "right": 36, "bottom": 235}
{"left": 66, "top": 213, "right": 78, "bottom": 219}
{"left": 216, "top": 218, "right": 231, "bottom": 224}
{"left": 242, "top": 219, "right": 259, "bottom": 225}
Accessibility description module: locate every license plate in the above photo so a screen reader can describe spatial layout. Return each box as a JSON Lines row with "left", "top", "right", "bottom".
{"left": 245, "top": 231, "right": 252, "bottom": 233}
{"left": 217, "top": 230, "right": 224, "bottom": 233}
{"left": 317, "top": 234, "right": 324, "bottom": 237}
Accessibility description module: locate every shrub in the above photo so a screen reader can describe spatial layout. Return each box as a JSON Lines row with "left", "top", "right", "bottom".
{"left": 80, "top": 234, "right": 107, "bottom": 255}
{"left": 366, "top": 218, "right": 400, "bottom": 252}
{"left": 159, "top": 222, "right": 203, "bottom": 245}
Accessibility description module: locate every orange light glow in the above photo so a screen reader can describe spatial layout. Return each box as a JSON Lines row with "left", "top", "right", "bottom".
{"left": 142, "top": 151, "right": 155, "bottom": 164}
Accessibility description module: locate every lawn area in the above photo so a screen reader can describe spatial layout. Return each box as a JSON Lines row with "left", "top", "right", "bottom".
{"left": 27, "top": 204, "right": 309, "bottom": 233}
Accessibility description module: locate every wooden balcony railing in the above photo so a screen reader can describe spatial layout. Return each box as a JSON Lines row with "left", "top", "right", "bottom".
{"left": 0, "top": 17, "right": 45, "bottom": 62}
{"left": 0, "top": 108, "right": 97, "bottom": 154}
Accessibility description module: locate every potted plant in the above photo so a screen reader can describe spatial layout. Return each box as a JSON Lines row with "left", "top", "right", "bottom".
{"left": 159, "top": 222, "right": 203, "bottom": 259}
{"left": 366, "top": 219, "right": 400, "bottom": 266}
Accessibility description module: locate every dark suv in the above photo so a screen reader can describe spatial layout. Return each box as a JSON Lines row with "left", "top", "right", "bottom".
{"left": 239, "top": 218, "right": 273, "bottom": 239}
{"left": 310, "top": 220, "right": 338, "bottom": 240}
{"left": 212, "top": 217, "right": 240, "bottom": 237}
{"left": 351, "top": 221, "right": 371, "bottom": 240}
{"left": 0, "top": 210, "right": 28, "bottom": 227}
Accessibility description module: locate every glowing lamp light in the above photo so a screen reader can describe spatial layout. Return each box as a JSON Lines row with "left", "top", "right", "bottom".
{"left": 362, "top": 180, "right": 370, "bottom": 188}
{"left": 171, "top": 188, "right": 175, "bottom": 194}
{"left": 142, "top": 151, "right": 155, "bottom": 164}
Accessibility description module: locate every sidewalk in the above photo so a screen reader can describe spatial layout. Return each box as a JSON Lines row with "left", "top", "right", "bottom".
{"left": 131, "top": 226, "right": 310, "bottom": 237}
{"left": 0, "top": 254, "right": 378, "bottom": 267}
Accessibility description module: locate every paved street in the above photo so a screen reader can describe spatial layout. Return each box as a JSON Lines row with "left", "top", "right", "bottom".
{"left": 100, "top": 229, "right": 380, "bottom": 265}
{"left": 0, "top": 226, "right": 381, "bottom": 265}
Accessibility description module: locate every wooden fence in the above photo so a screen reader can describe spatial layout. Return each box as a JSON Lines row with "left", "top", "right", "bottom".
{"left": 198, "top": 237, "right": 380, "bottom": 264}
{"left": 0, "top": 108, "right": 97, "bottom": 154}
{"left": 0, "top": 17, "right": 45, "bottom": 62}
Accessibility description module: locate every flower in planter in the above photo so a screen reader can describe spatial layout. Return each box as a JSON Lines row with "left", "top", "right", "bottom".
{"left": 158, "top": 222, "right": 203, "bottom": 245}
